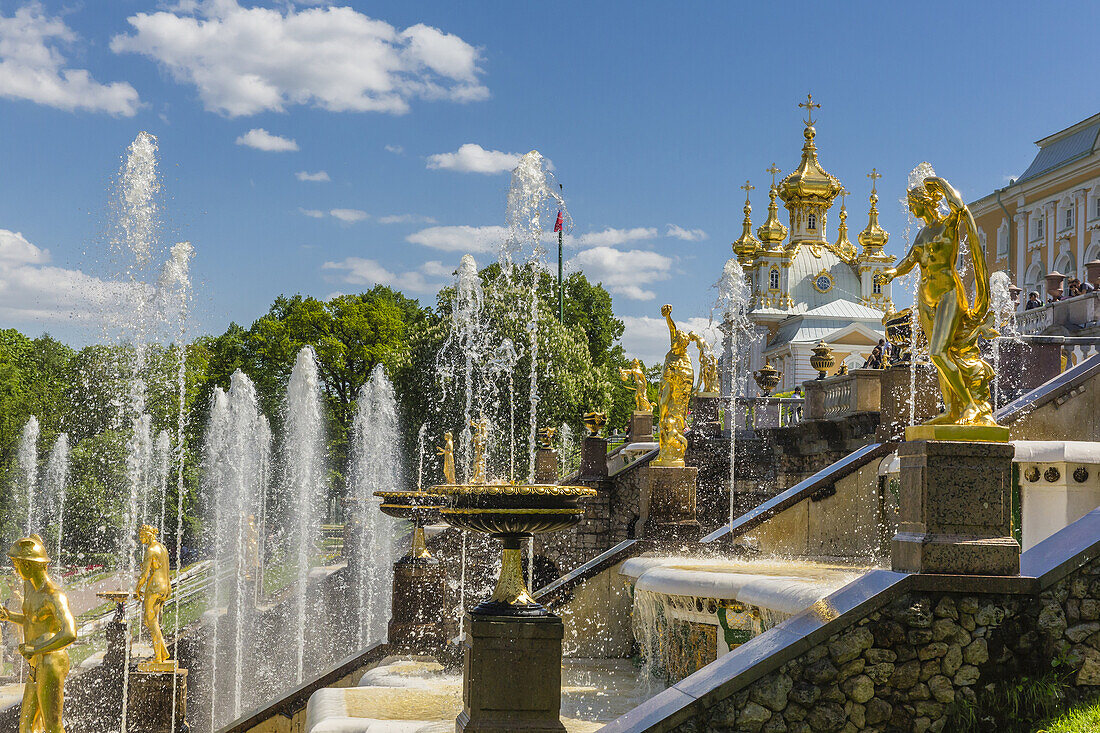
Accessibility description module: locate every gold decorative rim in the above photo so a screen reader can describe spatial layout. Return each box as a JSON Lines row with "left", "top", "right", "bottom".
{"left": 379, "top": 503, "right": 445, "bottom": 512}
{"left": 430, "top": 484, "right": 596, "bottom": 497}
{"left": 374, "top": 490, "right": 447, "bottom": 501}
{"left": 440, "top": 507, "right": 583, "bottom": 515}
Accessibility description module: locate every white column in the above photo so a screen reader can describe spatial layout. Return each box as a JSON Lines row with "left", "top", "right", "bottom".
{"left": 1077, "top": 189, "right": 1087, "bottom": 279}
{"left": 1046, "top": 202, "right": 1056, "bottom": 273}
{"left": 1015, "top": 212, "right": 1028, "bottom": 290}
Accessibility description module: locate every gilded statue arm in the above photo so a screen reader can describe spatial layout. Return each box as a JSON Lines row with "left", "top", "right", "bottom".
{"left": 883, "top": 246, "right": 919, "bottom": 282}
{"left": 661, "top": 304, "right": 676, "bottom": 342}
{"left": 0, "top": 606, "right": 24, "bottom": 625}
{"left": 24, "top": 595, "right": 76, "bottom": 657}
{"left": 136, "top": 548, "right": 154, "bottom": 599}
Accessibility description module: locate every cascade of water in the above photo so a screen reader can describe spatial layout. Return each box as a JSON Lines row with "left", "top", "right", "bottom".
{"left": 560, "top": 423, "right": 572, "bottom": 477}
{"left": 990, "top": 271, "right": 1021, "bottom": 406}
{"left": 129, "top": 414, "right": 154, "bottom": 532}
{"left": 204, "top": 371, "right": 270, "bottom": 726}
{"left": 283, "top": 346, "right": 327, "bottom": 684}
{"left": 714, "top": 259, "right": 752, "bottom": 529}
{"left": 416, "top": 424, "right": 427, "bottom": 491}
{"left": 347, "top": 365, "right": 400, "bottom": 646}
{"left": 153, "top": 430, "right": 171, "bottom": 534}
{"left": 16, "top": 416, "right": 39, "bottom": 535}
{"left": 42, "top": 433, "right": 70, "bottom": 564}
{"left": 905, "top": 163, "right": 938, "bottom": 426}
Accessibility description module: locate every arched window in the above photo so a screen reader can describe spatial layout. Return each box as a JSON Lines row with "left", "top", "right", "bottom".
{"left": 872, "top": 276, "right": 882, "bottom": 295}
{"left": 769, "top": 268, "right": 780, "bottom": 290}
{"left": 807, "top": 213, "right": 817, "bottom": 230}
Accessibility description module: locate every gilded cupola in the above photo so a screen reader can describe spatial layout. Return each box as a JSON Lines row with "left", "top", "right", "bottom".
{"left": 732, "top": 180, "right": 760, "bottom": 264}
{"left": 778, "top": 95, "right": 843, "bottom": 211}
{"left": 756, "top": 164, "right": 788, "bottom": 251}
{"left": 857, "top": 168, "right": 891, "bottom": 258}
{"left": 833, "top": 188, "right": 857, "bottom": 263}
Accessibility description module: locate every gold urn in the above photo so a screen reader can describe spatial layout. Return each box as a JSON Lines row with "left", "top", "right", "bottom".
{"left": 809, "top": 340, "right": 835, "bottom": 380}
{"left": 752, "top": 360, "right": 781, "bottom": 396}
{"left": 582, "top": 411, "right": 607, "bottom": 437}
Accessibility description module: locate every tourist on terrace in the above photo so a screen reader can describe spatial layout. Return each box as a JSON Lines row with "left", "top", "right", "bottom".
{"left": 1025, "top": 292, "right": 1042, "bottom": 310}
{"left": 1067, "top": 278, "right": 1082, "bottom": 298}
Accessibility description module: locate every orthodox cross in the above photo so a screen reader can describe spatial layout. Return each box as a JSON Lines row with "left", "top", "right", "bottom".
{"left": 740, "top": 180, "right": 754, "bottom": 204}
{"left": 867, "top": 168, "right": 882, "bottom": 194}
{"left": 799, "top": 93, "right": 821, "bottom": 126}
{"left": 839, "top": 187, "right": 849, "bottom": 208}
{"left": 766, "top": 164, "right": 781, "bottom": 187}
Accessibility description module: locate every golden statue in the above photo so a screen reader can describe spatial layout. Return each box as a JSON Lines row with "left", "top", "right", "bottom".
{"left": 469, "top": 418, "right": 488, "bottom": 484}
{"left": 536, "top": 426, "right": 557, "bottom": 449}
{"left": 0, "top": 535, "right": 76, "bottom": 733}
{"left": 436, "top": 431, "right": 456, "bottom": 484}
{"left": 136, "top": 525, "right": 172, "bottom": 667}
{"left": 882, "top": 174, "right": 1000, "bottom": 434}
{"left": 654, "top": 305, "right": 694, "bottom": 467}
{"left": 692, "top": 334, "right": 719, "bottom": 395}
{"left": 619, "top": 359, "right": 652, "bottom": 412}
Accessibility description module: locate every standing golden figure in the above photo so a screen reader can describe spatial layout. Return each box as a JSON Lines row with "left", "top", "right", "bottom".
{"left": 654, "top": 305, "right": 694, "bottom": 467}
{"left": 692, "top": 334, "right": 719, "bottom": 396}
{"left": 881, "top": 173, "right": 1002, "bottom": 437}
{"left": 135, "top": 524, "right": 173, "bottom": 667}
{"left": 0, "top": 535, "right": 76, "bottom": 733}
{"left": 436, "top": 431, "right": 456, "bottom": 484}
{"left": 619, "top": 358, "right": 652, "bottom": 412}
{"left": 469, "top": 418, "right": 488, "bottom": 484}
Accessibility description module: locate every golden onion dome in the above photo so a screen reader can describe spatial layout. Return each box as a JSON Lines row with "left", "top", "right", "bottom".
{"left": 757, "top": 166, "right": 788, "bottom": 248}
{"left": 833, "top": 197, "right": 857, "bottom": 263}
{"left": 858, "top": 170, "right": 890, "bottom": 257}
{"left": 778, "top": 124, "right": 843, "bottom": 205}
{"left": 732, "top": 181, "right": 760, "bottom": 262}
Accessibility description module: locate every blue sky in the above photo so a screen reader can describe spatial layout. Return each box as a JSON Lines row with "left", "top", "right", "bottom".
{"left": 0, "top": 0, "right": 1098, "bottom": 362}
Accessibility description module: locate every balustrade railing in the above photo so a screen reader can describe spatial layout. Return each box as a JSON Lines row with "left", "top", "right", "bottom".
{"left": 1016, "top": 290, "right": 1099, "bottom": 336}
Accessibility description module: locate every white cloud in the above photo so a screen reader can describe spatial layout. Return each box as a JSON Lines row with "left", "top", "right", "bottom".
{"left": 296, "top": 170, "right": 330, "bottom": 182}
{"left": 299, "top": 207, "right": 325, "bottom": 218}
{"left": 666, "top": 224, "right": 708, "bottom": 241}
{"left": 0, "top": 229, "right": 138, "bottom": 324}
{"left": 406, "top": 224, "right": 506, "bottom": 253}
{"left": 329, "top": 208, "right": 368, "bottom": 223}
{"left": 575, "top": 227, "right": 657, "bottom": 248}
{"left": 426, "top": 143, "right": 520, "bottom": 174}
{"left": 236, "top": 127, "right": 298, "bottom": 151}
{"left": 420, "top": 260, "right": 454, "bottom": 277}
{"left": 620, "top": 315, "right": 721, "bottom": 368}
{"left": 0, "top": 3, "right": 141, "bottom": 116}
{"left": 566, "top": 246, "right": 672, "bottom": 301}
{"left": 111, "top": 1, "right": 488, "bottom": 117}
{"left": 377, "top": 213, "right": 436, "bottom": 225}
{"left": 322, "top": 257, "right": 442, "bottom": 295}
{"left": 384, "top": 144, "right": 404, "bottom": 154}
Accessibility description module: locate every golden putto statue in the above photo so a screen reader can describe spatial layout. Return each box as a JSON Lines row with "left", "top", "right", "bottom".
{"left": 882, "top": 171, "right": 999, "bottom": 432}
{"left": 654, "top": 305, "right": 694, "bottom": 467}
{"left": 136, "top": 524, "right": 173, "bottom": 668}
{"left": 436, "top": 431, "right": 456, "bottom": 484}
{"left": 619, "top": 358, "right": 652, "bottom": 412}
{"left": 0, "top": 535, "right": 77, "bottom": 733}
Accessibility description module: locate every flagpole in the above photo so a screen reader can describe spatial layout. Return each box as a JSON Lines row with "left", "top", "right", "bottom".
{"left": 557, "top": 183, "right": 564, "bottom": 324}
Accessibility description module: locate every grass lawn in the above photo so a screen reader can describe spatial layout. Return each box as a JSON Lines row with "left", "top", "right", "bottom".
{"left": 1035, "top": 696, "right": 1100, "bottom": 732}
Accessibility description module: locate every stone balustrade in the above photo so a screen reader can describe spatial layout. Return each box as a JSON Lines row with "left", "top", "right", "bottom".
{"left": 1017, "top": 289, "right": 1100, "bottom": 336}
{"left": 803, "top": 369, "right": 882, "bottom": 421}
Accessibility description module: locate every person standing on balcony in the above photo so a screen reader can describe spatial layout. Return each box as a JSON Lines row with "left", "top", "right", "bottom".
{"left": 1025, "top": 292, "right": 1042, "bottom": 310}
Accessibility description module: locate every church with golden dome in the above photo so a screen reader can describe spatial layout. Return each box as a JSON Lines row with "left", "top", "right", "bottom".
{"left": 731, "top": 96, "right": 897, "bottom": 393}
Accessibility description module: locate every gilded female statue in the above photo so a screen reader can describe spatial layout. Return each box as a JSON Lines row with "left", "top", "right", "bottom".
{"left": 136, "top": 525, "right": 172, "bottom": 666}
{"left": 692, "top": 335, "right": 719, "bottom": 395}
{"left": 654, "top": 305, "right": 694, "bottom": 467}
{"left": 0, "top": 535, "right": 76, "bottom": 733}
{"left": 436, "top": 431, "right": 456, "bottom": 484}
{"left": 881, "top": 174, "right": 998, "bottom": 426}
{"left": 619, "top": 358, "right": 652, "bottom": 412}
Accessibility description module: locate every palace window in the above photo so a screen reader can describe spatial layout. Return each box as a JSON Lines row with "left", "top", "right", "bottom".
{"left": 769, "top": 268, "right": 780, "bottom": 290}
{"left": 1036, "top": 216, "right": 1044, "bottom": 239}
{"left": 996, "top": 222, "right": 1009, "bottom": 257}
{"left": 1065, "top": 205, "right": 1074, "bottom": 230}
{"left": 807, "top": 213, "right": 817, "bottom": 230}
{"left": 1095, "top": 197, "right": 1100, "bottom": 219}
{"left": 873, "top": 277, "right": 882, "bottom": 295}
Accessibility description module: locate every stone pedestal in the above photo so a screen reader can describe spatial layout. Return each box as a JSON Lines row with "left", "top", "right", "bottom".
{"left": 457, "top": 614, "right": 566, "bottom": 732}
{"left": 691, "top": 395, "right": 721, "bottom": 436}
{"left": 892, "top": 440, "right": 1020, "bottom": 575}
{"left": 389, "top": 555, "right": 449, "bottom": 651}
{"left": 579, "top": 436, "right": 608, "bottom": 479}
{"left": 126, "top": 667, "right": 188, "bottom": 733}
{"left": 534, "top": 447, "right": 558, "bottom": 483}
{"left": 643, "top": 465, "right": 700, "bottom": 542}
{"left": 629, "top": 411, "right": 653, "bottom": 442}
{"left": 877, "top": 364, "right": 940, "bottom": 440}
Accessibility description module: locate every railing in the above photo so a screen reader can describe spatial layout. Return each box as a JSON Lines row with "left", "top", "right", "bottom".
{"left": 735, "top": 396, "right": 805, "bottom": 431}
{"left": 802, "top": 369, "right": 882, "bottom": 421}
{"left": 1016, "top": 289, "right": 1099, "bottom": 336}
{"left": 823, "top": 379, "right": 853, "bottom": 418}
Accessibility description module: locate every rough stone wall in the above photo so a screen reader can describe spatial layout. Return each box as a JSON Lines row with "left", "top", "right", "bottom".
{"left": 536, "top": 478, "right": 613, "bottom": 579}
{"left": 672, "top": 557, "right": 1100, "bottom": 733}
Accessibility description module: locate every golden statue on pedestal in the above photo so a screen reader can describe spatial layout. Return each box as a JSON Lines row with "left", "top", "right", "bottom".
{"left": 654, "top": 305, "right": 694, "bottom": 467}
{"left": 136, "top": 525, "right": 173, "bottom": 669}
{"left": 469, "top": 418, "right": 488, "bottom": 484}
{"left": 882, "top": 172, "right": 1002, "bottom": 439}
{"left": 692, "top": 335, "right": 719, "bottom": 396}
{"left": 436, "top": 431, "right": 456, "bottom": 484}
{"left": 0, "top": 535, "right": 76, "bottom": 733}
{"left": 619, "top": 359, "right": 652, "bottom": 412}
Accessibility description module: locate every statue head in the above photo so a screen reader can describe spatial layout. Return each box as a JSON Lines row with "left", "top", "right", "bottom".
{"left": 906, "top": 183, "right": 943, "bottom": 222}
{"left": 443, "top": 431, "right": 453, "bottom": 443}
{"left": 8, "top": 534, "right": 49, "bottom": 577}
{"left": 139, "top": 524, "right": 158, "bottom": 544}
{"left": 632, "top": 358, "right": 643, "bottom": 370}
